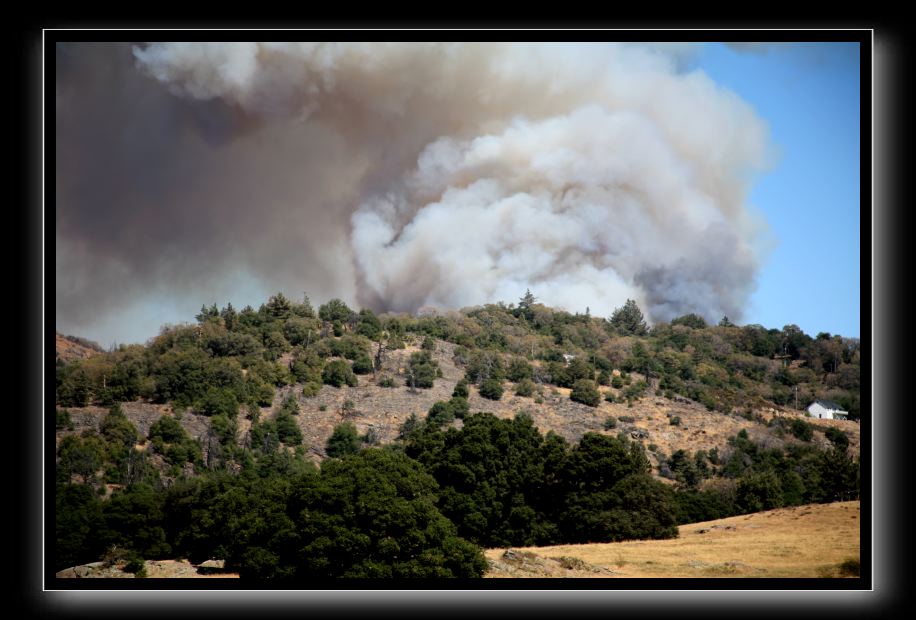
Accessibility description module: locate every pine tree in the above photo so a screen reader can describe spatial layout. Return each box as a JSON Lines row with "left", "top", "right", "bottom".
{"left": 608, "top": 299, "right": 648, "bottom": 336}
{"left": 517, "top": 288, "right": 537, "bottom": 320}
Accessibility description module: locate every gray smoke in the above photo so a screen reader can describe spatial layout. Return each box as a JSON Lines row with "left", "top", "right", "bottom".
{"left": 56, "top": 42, "right": 771, "bottom": 342}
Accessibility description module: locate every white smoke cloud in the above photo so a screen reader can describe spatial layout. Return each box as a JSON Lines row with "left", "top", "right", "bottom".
{"left": 123, "top": 41, "right": 770, "bottom": 325}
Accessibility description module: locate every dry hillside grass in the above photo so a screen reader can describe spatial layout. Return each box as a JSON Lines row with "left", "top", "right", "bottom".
{"left": 485, "top": 500, "right": 861, "bottom": 578}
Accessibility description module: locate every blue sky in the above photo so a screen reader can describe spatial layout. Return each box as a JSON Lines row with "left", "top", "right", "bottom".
{"left": 690, "top": 42, "right": 861, "bottom": 338}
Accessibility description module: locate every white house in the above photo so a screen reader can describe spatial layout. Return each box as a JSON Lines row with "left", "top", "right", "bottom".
{"left": 807, "top": 399, "right": 848, "bottom": 420}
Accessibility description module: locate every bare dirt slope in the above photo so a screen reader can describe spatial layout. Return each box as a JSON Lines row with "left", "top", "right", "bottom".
{"left": 485, "top": 500, "right": 861, "bottom": 578}
{"left": 55, "top": 332, "right": 104, "bottom": 364}
{"left": 56, "top": 559, "right": 238, "bottom": 579}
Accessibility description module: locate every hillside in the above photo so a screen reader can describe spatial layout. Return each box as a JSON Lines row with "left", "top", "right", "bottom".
{"left": 53, "top": 294, "right": 861, "bottom": 579}
{"left": 57, "top": 336, "right": 860, "bottom": 481}
{"left": 55, "top": 332, "right": 103, "bottom": 364}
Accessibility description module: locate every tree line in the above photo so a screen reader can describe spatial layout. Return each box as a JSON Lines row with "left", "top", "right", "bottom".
{"left": 56, "top": 400, "right": 858, "bottom": 578}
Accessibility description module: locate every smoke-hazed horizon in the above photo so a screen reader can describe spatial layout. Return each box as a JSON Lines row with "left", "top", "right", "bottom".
{"left": 56, "top": 42, "right": 773, "bottom": 344}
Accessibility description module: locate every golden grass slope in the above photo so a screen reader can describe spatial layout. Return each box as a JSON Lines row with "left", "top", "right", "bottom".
{"left": 485, "top": 500, "right": 861, "bottom": 578}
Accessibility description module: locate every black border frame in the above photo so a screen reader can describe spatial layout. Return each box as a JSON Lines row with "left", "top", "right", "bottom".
{"left": 18, "top": 18, "right": 906, "bottom": 617}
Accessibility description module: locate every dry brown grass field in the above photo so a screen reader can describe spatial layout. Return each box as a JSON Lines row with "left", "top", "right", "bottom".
{"left": 485, "top": 500, "right": 861, "bottom": 578}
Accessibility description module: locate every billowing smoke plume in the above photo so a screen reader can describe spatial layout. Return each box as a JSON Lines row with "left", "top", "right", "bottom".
{"left": 57, "top": 42, "right": 770, "bottom": 342}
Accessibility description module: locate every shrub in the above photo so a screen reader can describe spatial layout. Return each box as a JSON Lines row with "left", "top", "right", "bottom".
{"left": 398, "top": 413, "right": 422, "bottom": 439}
{"left": 514, "top": 379, "right": 535, "bottom": 397}
{"left": 506, "top": 358, "right": 533, "bottom": 382}
{"left": 355, "top": 309, "right": 382, "bottom": 340}
{"left": 325, "top": 422, "right": 361, "bottom": 458}
{"left": 322, "top": 360, "right": 358, "bottom": 388}
{"left": 279, "top": 393, "right": 300, "bottom": 416}
{"left": 449, "top": 397, "right": 470, "bottom": 419}
{"left": 352, "top": 354, "right": 374, "bottom": 375}
{"left": 465, "top": 351, "right": 506, "bottom": 385}
{"left": 790, "top": 418, "right": 814, "bottom": 442}
{"left": 275, "top": 411, "right": 302, "bottom": 445}
{"left": 421, "top": 336, "right": 437, "bottom": 351}
{"left": 570, "top": 379, "right": 600, "bottom": 407}
{"left": 56, "top": 409, "right": 74, "bottom": 431}
{"left": 603, "top": 416, "right": 617, "bottom": 430}
{"left": 377, "top": 376, "right": 397, "bottom": 388}
{"left": 452, "top": 379, "right": 469, "bottom": 398}
{"left": 427, "top": 401, "right": 456, "bottom": 427}
{"left": 479, "top": 378, "right": 504, "bottom": 400}
{"left": 604, "top": 392, "right": 616, "bottom": 403}
{"left": 340, "top": 399, "right": 357, "bottom": 418}
{"left": 623, "top": 380, "right": 648, "bottom": 401}
{"left": 210, "top": 414, "right": 238, "bottom": 448}
{"left": 124, "top": 557, "right": 145, "bottom": 574}
{"left": 669, "top": 416, "right": 681, "bottom": 426}
{"left": 825, "top": 426, "right": 849, "bottom": 450}
{"left": 407, "top": 351, "right": 439, "bottom": 389}
{"left": 300, "top": 382, "right": 322, "bottom": 397}
{"left": 362, "top": 426, "right": 380, "bottom": 446}
{"left": 246, "top": 403, "right": 261, "bottom": 422}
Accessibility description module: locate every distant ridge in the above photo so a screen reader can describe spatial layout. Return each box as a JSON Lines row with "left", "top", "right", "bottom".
{"left": 56, "top": 332, "right": 103, "bottom": 363}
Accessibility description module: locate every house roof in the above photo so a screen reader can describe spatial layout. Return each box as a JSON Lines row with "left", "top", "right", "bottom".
{"left": 810, "top": 399, "right": 847, "bottom": 412}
